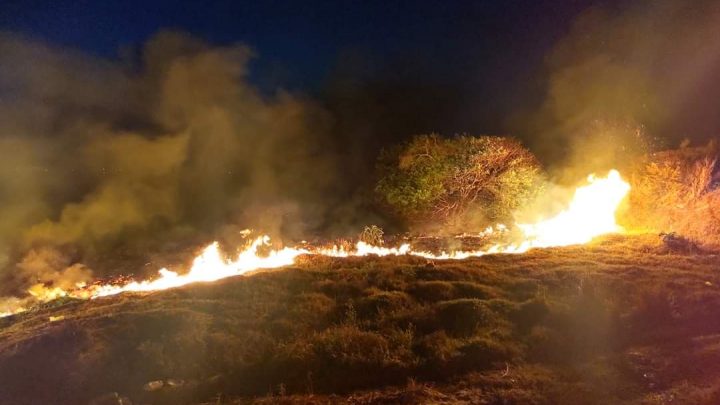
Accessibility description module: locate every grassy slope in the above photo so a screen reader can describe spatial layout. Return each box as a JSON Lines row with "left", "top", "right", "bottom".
{"left": 2, "top": 234, "right": 720, "bottom": 404}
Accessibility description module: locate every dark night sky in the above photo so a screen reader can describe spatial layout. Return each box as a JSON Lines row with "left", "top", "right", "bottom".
{"left": 0, "top": 1, "right": 596, "bottom": 78}
{"left": 1, "top": 0, "right": 717, "bottom": 143}
{"left": 0, "top": 0, "right": 604, "bottom": 128}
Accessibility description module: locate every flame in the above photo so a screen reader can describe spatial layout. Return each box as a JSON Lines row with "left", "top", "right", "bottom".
{"left": 517, "top": 169, "right": 631, "bottom": 247}
{"left": 1, "top": 170, "right": 630, "bottom": 317}
{"left": 82, "top": 236, "right": 309, "bottom": 298}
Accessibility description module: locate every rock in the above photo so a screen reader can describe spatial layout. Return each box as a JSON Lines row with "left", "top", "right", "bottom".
{"left": 166, "top": 378, "right": 185, "bottom": 388}
{"left": 143, "top": 380, "right": 164, "bottom": 392}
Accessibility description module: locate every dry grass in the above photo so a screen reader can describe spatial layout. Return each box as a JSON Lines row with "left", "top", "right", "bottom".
{"left": 1, "top": 235, "right": 720, "bottom": 404}
{"left": 621, "top": 142, "right": 720, "bottom": 247}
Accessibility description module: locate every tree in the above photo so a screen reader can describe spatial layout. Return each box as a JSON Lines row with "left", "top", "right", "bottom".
{"left": 375, "top": 134, "right": 542, "bottom": 231}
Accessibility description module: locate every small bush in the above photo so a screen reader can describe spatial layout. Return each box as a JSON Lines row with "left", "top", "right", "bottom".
{"left": 451, "top": 281, "right": 497, "bottom": 300}
{"left": 285, "top": 292, "right": 336, "bottom": 326}
{"left": 511, "top": 298, "right": 550, "bottom": 333}
{"left": 433, "top": 299, "right": 496, "bottom": 337}
{"left": 410, "top": 281, "right": 455, "bottom": 302}
{"left": 375, "top": 134, "right": 542, "bottom": 231}
{"left": 456, "top": 337, "right": 519, "bottom": 368}
{"left": 274, "top": 324, "right": 412, "bottom": 392}
{"left": 356, "top": 289, "right": 414, "bottom": 319}
{"left": 413, "top": 330, "right": 461, "bottom": 365}
{"left": 484, "top": 298, "right": 518, "bottom": 315}
{"left": 359, "top": 225, "right": 384, "bottom": 246}
{"left": 312, "top": 326, "right": 392, "bottom": 367}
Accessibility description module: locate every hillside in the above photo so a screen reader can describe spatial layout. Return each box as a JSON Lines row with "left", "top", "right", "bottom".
{"left": 2, "top": 234, "right": 720, "bottom": 404}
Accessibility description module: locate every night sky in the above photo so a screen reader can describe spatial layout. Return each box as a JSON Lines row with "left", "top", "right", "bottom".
{"left": 0, "top": 1, "right": 593, "bottom": 78}
{"left": 0, "top": 0, "right": 606, "bottom": 131}
{"left": 2, "top": 0, "right": 720, "bottom": 169}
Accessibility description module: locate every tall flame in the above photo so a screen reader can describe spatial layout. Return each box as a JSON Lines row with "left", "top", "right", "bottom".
{"left": 517, "top": 169, "right": 630, "bottom": 248}
{"left": 1, "top": 170, "right": 630, "bottom": 317}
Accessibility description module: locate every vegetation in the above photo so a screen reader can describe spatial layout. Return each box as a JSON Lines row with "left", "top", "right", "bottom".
{"left": 359, "top": 225, "right": 384, "bottom": 245}
{"left": 2, "top": 235, "right": 720, "bottom": 404}
{"left": 375, "top": 134, "right": 542, "bottom": 232}
{"left": 621, "top": 141, "right": 720, "bottom": 247}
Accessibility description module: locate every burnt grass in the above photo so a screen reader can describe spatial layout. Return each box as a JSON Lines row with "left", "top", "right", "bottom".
{"left": 2, "top": 235, "right": 720, "bottom": 404}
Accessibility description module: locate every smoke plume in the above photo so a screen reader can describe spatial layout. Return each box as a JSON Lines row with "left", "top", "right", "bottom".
{"left": 0, "top": 31, "right": 339, "bottom": 292}
{"left": 516, "top": 0, "right": 720, "bottom": 180}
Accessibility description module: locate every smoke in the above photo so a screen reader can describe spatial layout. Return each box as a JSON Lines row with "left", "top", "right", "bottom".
{"left": 3, "top": 1, "right": 720, "bottom": 295}
{"left": 0, "top": 31, "right": 339, "bottom": 293}
{"left": 516, "top": 0, "right": 720, "bottom": 181}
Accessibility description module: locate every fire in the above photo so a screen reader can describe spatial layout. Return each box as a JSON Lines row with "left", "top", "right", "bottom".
{"left": 517, "top": 169, "right": 631, "bottom": 248}
{"left": 1, "top": 170, "right": 630, "bottom": 317}
{"left": 89, "top": 237, "right": 309, "bottom": 297}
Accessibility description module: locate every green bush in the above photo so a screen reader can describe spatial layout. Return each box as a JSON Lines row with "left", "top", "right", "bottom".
{"left": 375, "top": 134, "right": 542, "bottom": 231}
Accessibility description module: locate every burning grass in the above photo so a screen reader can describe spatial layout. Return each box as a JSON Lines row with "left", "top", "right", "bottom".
{"left": 2, "top": 234, "right": 720, "bottom": 404}
{"left": 0, "top": 169, "right": 631, "bottom": 316}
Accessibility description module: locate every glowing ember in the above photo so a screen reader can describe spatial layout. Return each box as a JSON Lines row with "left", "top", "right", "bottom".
{"left": 1, "top": 170, "right": 630, "bottom": 318}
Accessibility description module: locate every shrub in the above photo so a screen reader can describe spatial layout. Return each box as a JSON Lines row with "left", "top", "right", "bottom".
{"left": 375, "top": 134, "right": 542, "bottom": 231}
{"left": 275, "top": 325, "right": 412, "bottom": 392}
{"left": 356, "top": 289, "right": 414, "bottom": 319}
{"left": 413, "top": 330, "right": 461, "bottom": 366}
{"left": 510, "top": 298, "right": 550, "bottom": 333}
{"left": 409, "top": 280, "right": 455, "bottom": 302}
{"left": 285, "top": 293, "right": 336, "bottom": 327}
{"left": 359, "top": 225, "right": 384, "bottom": 245}
{"left": 433, "top": 299, "right": 497, "bottom": 337}
{"left": 311, "top": 326, "right": 392, "bottom": 367}
{"left": 451, "top": 281, "right": 497, "bottom": 300}
{"left": 621, "top": 141, "right": 720, "bottom": 246}
{"left": 456, "top": 337, "right": 519, "bottom": 368}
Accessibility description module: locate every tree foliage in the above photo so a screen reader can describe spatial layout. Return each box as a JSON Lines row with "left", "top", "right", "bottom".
{"left": 375, "top": 134, "right": 542, "bottom": 229}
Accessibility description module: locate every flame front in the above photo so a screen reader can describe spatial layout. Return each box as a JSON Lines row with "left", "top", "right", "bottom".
{"left": 2, "top": 170, "right": 630, "bottom": 316}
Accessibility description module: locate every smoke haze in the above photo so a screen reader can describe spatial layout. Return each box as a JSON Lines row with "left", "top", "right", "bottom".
{"left": 1, "top": 0, "right": 720, "bottom": 293}
{"left": 516, "top": 0, "right": 720, "bottom": 179}
{"left": 0, "top": 31, "right": 341, "bottom": 292}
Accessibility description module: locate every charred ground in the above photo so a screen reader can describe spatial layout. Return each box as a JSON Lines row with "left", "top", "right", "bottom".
{"left": 1, "top": 234, "right": 720, "bottom": 404}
